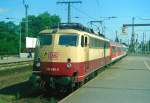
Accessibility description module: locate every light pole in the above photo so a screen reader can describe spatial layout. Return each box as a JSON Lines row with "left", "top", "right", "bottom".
{"left": 19, "top": 23, "right": 22, "bottom": 58}
{"left": 23, "top": 0, "right": 29, "bottom": 37}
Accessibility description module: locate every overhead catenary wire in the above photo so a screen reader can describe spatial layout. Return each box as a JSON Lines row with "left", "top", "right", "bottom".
{"left": 71, "top": 4, "right": 106, "bottom": 32}
{"left": 57, "top": 0, "right": 82, "bottom": 23}
{"left": 95, "top": 0, "right": 100, "bottom": 7}
{"left": 71, "top": 5, "right": 97, "bottom": 21}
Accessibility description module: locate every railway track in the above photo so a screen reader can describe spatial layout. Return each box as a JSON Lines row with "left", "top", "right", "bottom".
{"left": 0, "top": 61, "right": 77, "bottom": 103}
{"left": 0, "top": 61, "right": 67, "bottom": 103}
{"left": 0, "top": 60, "right": 33, "bottom": 71}
{"left": 0, "top": 62, "right": 106, "bottom": 103}
{"left": 13, "top": 88, "right": 71, "bottom": 103}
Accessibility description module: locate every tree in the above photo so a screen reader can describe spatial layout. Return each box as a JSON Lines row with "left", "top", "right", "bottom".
{"left": 21, "top": 12, "right": 61, "bottom": 37}
{"left": 0, "top": 12, "right": 61, "bottom": 55}
{"left": 20, "top": 12, "right": 61, "bottom": 51}
{"left": 0, "top": 21, "right": 19, "bottom": 55}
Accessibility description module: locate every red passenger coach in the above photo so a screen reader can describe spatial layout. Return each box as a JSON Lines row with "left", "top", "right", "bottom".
{"left": 110, "top": 42, "right": 127, "bottom": 62}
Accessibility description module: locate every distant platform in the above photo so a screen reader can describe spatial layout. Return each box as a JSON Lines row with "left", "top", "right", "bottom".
{"left": 59, "top": 56, "right": 150, "bottom": 103}
{"left": 0, "top": 56, "right": 33, "bottom": 64}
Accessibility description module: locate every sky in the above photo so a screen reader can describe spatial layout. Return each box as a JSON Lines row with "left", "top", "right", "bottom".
{"left": 0, "top": 0, "right": 150, "bottom": 43}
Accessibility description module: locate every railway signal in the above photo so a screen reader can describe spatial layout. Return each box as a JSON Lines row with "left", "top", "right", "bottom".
{"left": 122, "top": 26, "right": 128, "bottom": 34}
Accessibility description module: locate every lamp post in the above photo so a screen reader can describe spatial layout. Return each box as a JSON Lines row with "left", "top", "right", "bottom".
{"left": 23, "top": 0, "right": 29, "bottom": 37}
{"left": 19, "top": 23, "right": 22, "bottom": 58}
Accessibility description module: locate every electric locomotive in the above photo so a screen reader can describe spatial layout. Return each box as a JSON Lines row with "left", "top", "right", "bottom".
{"left": 30, "top": 23, "right": 127, "bottom": 91}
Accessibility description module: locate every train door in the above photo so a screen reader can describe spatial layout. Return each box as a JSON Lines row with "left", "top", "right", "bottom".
{"left": 85, "top": 36, "right": 89, "bottom": 72}
{"left": 104, "top": 41, "right": 106, "bottom": 65}
{"left": 81, "top": 35, "right": 89, "bottom": 72}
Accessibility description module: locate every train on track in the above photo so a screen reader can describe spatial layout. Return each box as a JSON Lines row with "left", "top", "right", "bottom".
{"left": 30, "top": 23, "right": 127, "bottom": 92}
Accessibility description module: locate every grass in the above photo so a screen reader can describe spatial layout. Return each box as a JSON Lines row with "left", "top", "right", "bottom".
{"left": 0, "top": 67, "right": 32, "bottom": 89}
{"left": 0, "top": 98, "right": 6, "bottom": 103}
{"left": 0, "top": 66, "right": 33, "bottom": 103}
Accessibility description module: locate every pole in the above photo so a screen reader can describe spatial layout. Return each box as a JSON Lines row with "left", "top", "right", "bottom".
{"left": 149, "top": 38, "right": 150, "bottom": 52}
{"left": 130, "top": 17, "right": 135, "bottom": 53}
{"left": 19, "top": 23, "right": 22, "bottom": 58}
{"left": 145, "top": 32, "right": 147, "bottom": 53}
{"left": 136, "top": 33, "right": 138, "bottom": 53}
{"left": 57, "top": 1, "right": 82, "bottom": 23}
{"left": 143, "top": 32, "right": 144, "bottom": 54}
{"left": 132, "top": 17, "right": 135, "bottom": 52}
{"left": 25, "top": 4, "right": 29, "bottom": 37}
{"left": 23, "top": 0, "right": 29, "bottom": 37}
{"left": 68, "top": 2, "right": 71, "bottom": 23}
{"left": 101, "top": 21, "right": 104, "bottom": 34}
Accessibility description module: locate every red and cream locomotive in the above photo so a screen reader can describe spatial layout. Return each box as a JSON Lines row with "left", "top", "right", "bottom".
{"left": 31, "top": 23, "right": 127, "bottom": 91}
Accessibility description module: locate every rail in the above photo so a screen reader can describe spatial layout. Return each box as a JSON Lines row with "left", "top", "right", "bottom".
{"left": 0, "top": 60, "right": 33, "bottom": 71}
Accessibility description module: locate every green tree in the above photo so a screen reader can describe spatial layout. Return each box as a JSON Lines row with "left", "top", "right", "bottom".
{"left": 20, "top": 12, "right": 61, "bottom": 51}
{"left": 0, "top": 12, "right": 61, "bottom": 55}
{"left": 0, "top": 21, "right": 19, "bottom": 55}
{"left": 21, "top": 12, "right": 61, "bottom": 37}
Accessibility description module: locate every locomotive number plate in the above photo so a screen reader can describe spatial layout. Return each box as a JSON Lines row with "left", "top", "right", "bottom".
{"left": 47, "top": 67, "right": 60, "bottom": 72}
{"left": 48, "top": 52, "right": 59, "bottom": 59}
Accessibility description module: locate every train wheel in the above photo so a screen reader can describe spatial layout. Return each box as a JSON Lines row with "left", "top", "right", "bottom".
{"left": 75, "top": 80, "right": 84, "bottom": 89}
{"left": 79, "top": 81, "right": 84, "bottom": 86}
{"left": 67, "top": 83, "right": 75, "bottom": 93}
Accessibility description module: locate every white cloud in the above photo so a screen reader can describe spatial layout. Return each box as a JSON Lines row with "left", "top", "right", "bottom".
{"left": 0, "top": 8, "right": 9, "bottom": 13}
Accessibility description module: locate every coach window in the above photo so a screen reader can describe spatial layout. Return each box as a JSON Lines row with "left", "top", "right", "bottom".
{"left": 100, "top": 40, "right": 104, "bottom": 49}
{"left": 81, "top": 35, "right": 84, "bottom": 47}
{"left": 105, "top": 42, "right": 109, "bottom": 49}
{"left": 112, "top": 46, "right": 116, "bottom": 54}
{"left": 85, "top": 37, "right": 88, "bottom": 47}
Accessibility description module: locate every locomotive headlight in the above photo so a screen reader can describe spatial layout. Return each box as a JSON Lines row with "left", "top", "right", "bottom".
{"left": 35, "top": 57, "right": 40, "bottom": 67}
{"left": 67, "top": 63, "right": 72, "bottom": 69}
{"left": 36, "top": 62, "right": 40, "bottom": 67}
{"left": 67, "top": 58, "right": 72, "bottom": 69}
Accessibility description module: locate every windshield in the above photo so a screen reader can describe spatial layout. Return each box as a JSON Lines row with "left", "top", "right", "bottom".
{"left": 59, "top": 34, "right": 78, "bottom": 46}
{"left": 39, "top": 35, "right": 52, "bottom": 45}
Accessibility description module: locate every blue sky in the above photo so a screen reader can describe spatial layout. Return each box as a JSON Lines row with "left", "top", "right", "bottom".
{"left": 0, "top": 0, "right": 150, "bottom": 43}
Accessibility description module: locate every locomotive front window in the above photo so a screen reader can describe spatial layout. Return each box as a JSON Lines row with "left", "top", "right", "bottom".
{"left": 59, "top": 34, "right": 78, "bottom": 46}
{"left": 39, "top": 35, "right": 52, "bottom": 45}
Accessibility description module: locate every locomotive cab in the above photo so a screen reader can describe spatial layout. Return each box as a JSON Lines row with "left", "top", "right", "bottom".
{"left": 31, "top": 23, "right": 113, "bottom": 91}
{"left": 34, "top": 29, "right": 87, "bottom": 89}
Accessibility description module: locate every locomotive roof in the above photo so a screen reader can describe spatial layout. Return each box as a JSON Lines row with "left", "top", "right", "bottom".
{"left": 40, "top": 28, "right": 109, "bottom": 42}
{"left": 40, "top": 23, "right": 110, "bottom": 42}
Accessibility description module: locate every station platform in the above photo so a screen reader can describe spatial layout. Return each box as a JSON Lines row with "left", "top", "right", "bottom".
{"left": 0, "top": 56, "right": 33, "bottom": 64}
{"left": 59, "top": 56, "right": 150, "bottom": 103}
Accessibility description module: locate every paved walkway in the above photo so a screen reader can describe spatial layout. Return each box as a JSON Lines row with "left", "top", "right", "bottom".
{"left": 0, "top": 56, "right": 33, "bottom": 64}
{"left": 59, "top": 56, "right": 150, "bottom": 103}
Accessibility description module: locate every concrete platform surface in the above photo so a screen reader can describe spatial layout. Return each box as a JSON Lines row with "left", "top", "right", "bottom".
{"left": 0, "top": 56, "right": 33, "bottom": 64}
{"left": 59, "top": 56, "right": 150, "bottom": 103}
